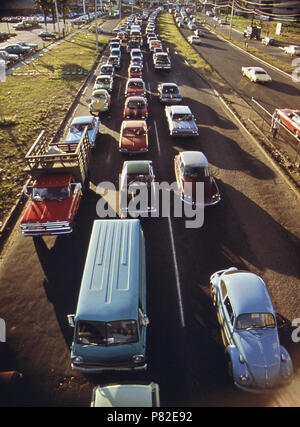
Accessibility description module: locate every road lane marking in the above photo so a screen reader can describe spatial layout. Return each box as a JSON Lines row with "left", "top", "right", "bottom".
{"left": 153, "top": 120, "right": 161, "bottom": 155}
{"left": 167, "top": 216, "right": 185, "bottom": 328}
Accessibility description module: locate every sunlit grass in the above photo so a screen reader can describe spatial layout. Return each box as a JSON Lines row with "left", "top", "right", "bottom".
{"left": 0, "top": 30, "right": 109, "bottom": 221}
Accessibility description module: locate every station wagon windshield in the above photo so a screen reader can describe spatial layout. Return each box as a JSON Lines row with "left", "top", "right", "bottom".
{"left": 236, "top": 313, "right": 275, "bottom": 330}
{"left": 173, "top": 114, "right": 193, "bottom": 121}
{"left": 76, "top": 320, "right": 138, "bottom": 346}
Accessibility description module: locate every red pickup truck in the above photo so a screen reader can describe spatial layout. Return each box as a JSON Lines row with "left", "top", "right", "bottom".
{"left": 20, "top": 128, "right": 92, "bottom": 236}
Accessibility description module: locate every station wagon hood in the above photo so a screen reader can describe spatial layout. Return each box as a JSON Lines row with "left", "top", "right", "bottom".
{"left": 21, "top": 198, "right": 76, "bottom": 224}
{"left": 182, "top": 176, "right": 218, "bottom": 203}
{"left": 236, "top": 329, "right": 281, "bottom": 388}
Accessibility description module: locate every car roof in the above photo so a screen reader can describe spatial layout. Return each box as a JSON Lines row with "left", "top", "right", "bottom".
{"left": 124, "top": 160, "right": 152, "bottom": 174}
{"left": 161, "top": 83, "right": 178, "bottom": 87}
{"left": 92, "top": 383, "right": 158, "bottom": 407}
{"left": 180, "top": 151, "right": 208, "bottom": 167}
{"left": 170, "top": 105, "right": 192, "bottom": 114}
{"left": 222, "top": 271, "right": 274, "bottom": 317}
{"left": 126, "top": 95, "right": 146, "bottom": 101}
{"left": 122, "top": 120, "right": 147, "bottom": 128}
{"left": 71, "top": 116, "right": 95, "bottom": 125}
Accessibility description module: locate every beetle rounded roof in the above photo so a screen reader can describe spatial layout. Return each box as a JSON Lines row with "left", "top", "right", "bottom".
{"left": 222, "top": 270, "right": 274, "bottom": 317}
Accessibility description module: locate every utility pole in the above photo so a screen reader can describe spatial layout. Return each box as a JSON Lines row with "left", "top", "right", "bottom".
{"left": 95, "top": 0, "right": 99, "bottom": 52}
{"left": 54, "top": 0, "right": 60, "bottom": 36}
{"left": 229, "top": 0, "right": 235, "bottom": 40}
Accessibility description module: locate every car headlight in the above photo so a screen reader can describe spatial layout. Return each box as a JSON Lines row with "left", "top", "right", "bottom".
{"left": 72, "top": 356, "right": 83, "bottom": 364}
{"left": 132, "top": 354, "right": 144, "bottom": 363}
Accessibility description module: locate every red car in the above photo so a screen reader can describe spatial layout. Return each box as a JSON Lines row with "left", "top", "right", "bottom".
{"left": 276, "top": 109, "right": 300, "bottom": 136}
{"left": 128, "top": 64, "right": 142, "bottom": 79}
{"left": 119, "top": 120, "right": 148, "bottom": 154}
{"left": 123, "top": 96, "right": 148, "bottom": 120}
{"left": 125, "top": 78, "right": 146, "bottom": 98}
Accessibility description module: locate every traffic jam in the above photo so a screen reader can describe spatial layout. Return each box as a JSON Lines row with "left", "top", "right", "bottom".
{"left": 0, "top": 2, "right": 300, "bottom": 409}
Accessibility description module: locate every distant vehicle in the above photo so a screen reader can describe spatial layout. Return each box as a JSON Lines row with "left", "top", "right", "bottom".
{"left": 241, "top": 66, "right": 272, "bottom": 83}
{"left": 108, "top": 54, "right": 121, "bottom": 69}
{"left": 119, "top": 120, "right": 149, "bottom": 154}
{"left": 157, "top": 83, "right": 182, "bottom": 104}
{"left": 94, "top": 74, "right": 113, "bottom": 93}
{"left": 65, "top": 116, "right": 100, "bottom": 147}
{"left": 3, "top": 44, "right": 31, "bottom": 55}
{"left": 123, "top": 96, "right": 148, "bottom": 120}
{"left": 18, "top": 41, "right": 38, "bottom": 51}
{"left": 0, "top": 50, "right": 19, "bottom": 63}
{"left": 210, "top": 267, "right": 294, "bottom": 392}
{"left": 283, "top": 45, "right": 300, "bottom": 56}
{"left": 38, "top": 31, "right": 57, "bottom": 40}
{"left": 128, "top": 64, "right": 142, "bottom": 79}
{"left": 165, "top": 105, "right": 198, "bottom": 136}
{"left": 99, "top": 63, "right": 114, "bottom": 76}
{"left": 89, "top": 89, "right": 111, "bottom": 115}
{"left": 153, "top": 52, "right": 171, "bottom": 71}
{"left": 125, "top": 78, "right": 146, "bottom": 98}
{"left": 174, "top": 151, "right": 220, "bottom": 207}
{"left": 275, "top": 108, "right": 300, "bottom": 137}
{"left": 194, "top": 29, "right": 205, "bottom": 37}
{"left": 188, "top": 35, "right": 201, "bottom": 45}
{"left": 243, "top": 26, "right": 261, "bottom": 40}
{"left": 119, "top": 161, "right": 157, "bottom": 217}
{"left": 261, "top": 37, "right": 275, "bottom": 46}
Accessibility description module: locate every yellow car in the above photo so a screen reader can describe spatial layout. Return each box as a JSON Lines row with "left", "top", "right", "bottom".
{"left": 89, "top": 89, "right": 111, "bottom": 115}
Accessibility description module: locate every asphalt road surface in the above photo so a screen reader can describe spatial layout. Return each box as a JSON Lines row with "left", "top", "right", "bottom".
{"left": 0, "top": 14, "right": 300, "bottom": 408}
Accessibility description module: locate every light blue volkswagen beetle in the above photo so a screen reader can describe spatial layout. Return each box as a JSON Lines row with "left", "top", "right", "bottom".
{"left": 210, "top": 267, "right": 293, "bottom": 392}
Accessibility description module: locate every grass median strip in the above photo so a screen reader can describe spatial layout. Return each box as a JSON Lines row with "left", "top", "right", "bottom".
{"left": 0, "top": 30, "right": 109, "bottom": 223}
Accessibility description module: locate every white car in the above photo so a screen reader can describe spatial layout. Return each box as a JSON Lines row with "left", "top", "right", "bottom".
{"left": 188, "top": 35, "right": 201, "bottom": 45}
{"left": 241, "top": 66, "right": 272, "bottom": 83}
{"left": 283, "top": 45, "right": 300, "bottom": 56}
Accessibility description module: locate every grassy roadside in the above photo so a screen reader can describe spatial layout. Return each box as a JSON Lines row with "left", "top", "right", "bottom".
{"left": 0, "top": 29, "right": 109, "bottom": 223}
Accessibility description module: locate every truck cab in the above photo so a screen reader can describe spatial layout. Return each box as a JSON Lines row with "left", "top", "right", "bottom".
{"left": 20, "top": 174, "right": 82, "bottom": 236}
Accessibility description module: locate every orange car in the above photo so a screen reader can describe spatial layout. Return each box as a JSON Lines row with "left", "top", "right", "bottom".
{"left": 119, "top": 120, "right": 148, "bottom": 154}
{"left": 276, "top": 108, "right": 300, "bottom": 137}
{"left": 125, "top": 78, "right": 146, "bottom": 98}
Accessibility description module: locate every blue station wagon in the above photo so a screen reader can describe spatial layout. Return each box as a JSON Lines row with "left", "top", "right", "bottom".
{"left": 210, "top": 267, "right": 293, "bottom": 392}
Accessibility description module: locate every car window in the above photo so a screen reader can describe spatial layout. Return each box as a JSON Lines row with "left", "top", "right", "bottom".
{"left": 224, "top": 296, "right": 234, "bottom": 325}
{"left": 236, "top": 313, "right": 275, "bottom": 330}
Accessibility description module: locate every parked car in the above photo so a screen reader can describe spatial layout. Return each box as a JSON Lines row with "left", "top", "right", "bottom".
{"left": 275, "top": 108, "right": 300, "bottom": 137}
{"left": 3, "top": 44, "right": 31, "bottom": 55}
{"left": 125, "top": 78, "right": 146, "bottom": 98}
{"left": 18, "top": 41, "right": 38, "bottom": 51}
{"left": 174, "top": 151, "right": 220, "bottom": 207}
{"left": 119, "top": 161, "right": 157, "bottom": 217}
{"left": 123, "top": 96, "right": 148, "bottom": 120}
{"left": 99, "top": 63, "right": 114, "bottom": 76}
{"left": 283, "top": 45, "right": 300, "bottom": 56}
{"left": 119, "top": 120, "right": 148, "bottom": 154}
{"left": 89, "top": 89, "right": 111, "bottom": 115}
{"left": 65, "top": 116, "right": 100, "bottom": 147}
{"left": 38, "top": 31, "right": 57, "bottom": 40}
{"left": 94, "top": 74, "right": 113, "bottom": 93}
{"left": 241, "top": 66, "right": 272, "bottom": 83}
{"left": 210, "top": 267, "right": 294, "bottom": 392}
{"left": 157, "top": 82, "right": 182, "bottom": 104}
{"left": 188, "top": 35, "right": 201, "bottom": 45}
{"left": 0, "top": 50, "right": 19, "bottom": 63}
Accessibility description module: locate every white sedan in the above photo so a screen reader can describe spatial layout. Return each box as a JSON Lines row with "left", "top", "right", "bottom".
{"left": 188, "top": 35, "right": 201, "bottom": 45}
{"left": 241, "top": 66, "right": 272, "bottom": 83}
{"left": 283, "top": 45, "right": 300, "bottom": 56}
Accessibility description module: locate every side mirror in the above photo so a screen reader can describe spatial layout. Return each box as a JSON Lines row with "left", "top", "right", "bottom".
{"left": 24, "top": 185, "right": 33, "bottom": 198}
{"left": 67, "top": 314, "right": 75, "bottom": 328}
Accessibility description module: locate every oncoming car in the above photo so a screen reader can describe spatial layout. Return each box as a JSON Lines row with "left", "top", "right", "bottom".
{"left": 188, "top": 35, "right": 201, "bottom": 45}
{"left": 210, "top": 267, "right": 294, "bottom": 392}
{"left": 125, "top": 78, "right": 146, "bottom": 98}
{"left": 119, "top": 120, "right": 148, "bottom": 154}
{"left": 65, "top": 116, "right": 100, "bottom": 147}
{"left": 89, "top": 89, "right": 111, "bottom": 115}
{"left": 241, "top": 66, "right": 271, "bottom": 83}
{"left": 123, "top": 96, "right": 148, "bottom": 120}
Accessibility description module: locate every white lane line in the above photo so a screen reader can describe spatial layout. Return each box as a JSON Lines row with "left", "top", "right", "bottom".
{"left": 167, "top": 216, "right": 185, "bottom": 328}
{"left": 145, "top": 61, "right": 149, "bottom": 73}
{"left": 147, "top": 81, "right": 151, "bottom": 99}
{"left": 153, "top": 120, "right": 161, "bottom": 155}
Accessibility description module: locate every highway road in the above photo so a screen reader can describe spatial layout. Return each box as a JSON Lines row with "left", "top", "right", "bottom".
{"left": 0, "top": 12, "right": 300, "bottom": 408}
